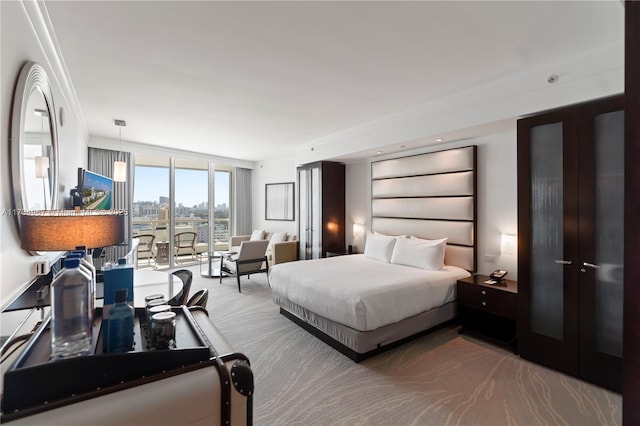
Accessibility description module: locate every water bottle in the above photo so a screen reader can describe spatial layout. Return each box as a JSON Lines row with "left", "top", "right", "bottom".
{"left": 50, "top": 257, "right": 93, "bottom": 360}
{"left": 102, "top": 258, "right": 134, "bottom": 352}
{"left": 68, "top": 250, "right": 96, "bottom": 323}
{"left": 106, "top": 289, "right": 135, "bottom": 353}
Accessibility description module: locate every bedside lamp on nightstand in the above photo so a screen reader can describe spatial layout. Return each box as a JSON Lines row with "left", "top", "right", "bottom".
{"left": 500, "top": 233, "right": 517, "bottom": 256}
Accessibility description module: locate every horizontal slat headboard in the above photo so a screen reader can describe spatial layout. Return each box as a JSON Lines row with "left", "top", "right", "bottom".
{"left": 371, "top": 145, "right": 477, "bottom": 271}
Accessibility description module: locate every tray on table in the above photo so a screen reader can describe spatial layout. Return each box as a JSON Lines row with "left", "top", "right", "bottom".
{"left": 2, "top": 305, "right": 214, "bottom": 416}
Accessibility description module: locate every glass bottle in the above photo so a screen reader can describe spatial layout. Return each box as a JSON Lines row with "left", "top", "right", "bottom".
{"left": 50, "top": 257, "right": 93, "bottom": 360}
{"left": 68, "top": 251, "right": 96, "bottom": 324}
{"left": 105, "top": 288, "right": 135, "bottom": 353}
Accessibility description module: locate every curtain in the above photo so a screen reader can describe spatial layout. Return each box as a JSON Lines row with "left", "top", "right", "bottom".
{"left": 233, "top": 167, "right": 252, "bottom": 236}
{"left": 88, "top": 147, "right": 134, "bottom": 245}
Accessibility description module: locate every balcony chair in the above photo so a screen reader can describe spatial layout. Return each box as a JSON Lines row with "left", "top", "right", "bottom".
{"left": 167, "top": 269, "right": 193, "bottom": 306}
{"left": 174, "top": 231, "right": 198, "bottom": 264}
{"left": 219, "top": 239, "right": 269, "bottom": 293}
{"left": 135, "top": 234, "right": 156, "bottom": 267}
{"left": 186, "top": 289, "right": 209, "bottom": 309}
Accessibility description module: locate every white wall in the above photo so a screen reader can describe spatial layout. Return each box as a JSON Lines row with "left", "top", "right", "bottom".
{"left": 1, "top": 1, "right": 88, "bottom": 307}
{"left": 254, "top": 129, "right": 518, "bottom": 279}
{"left": 343, "top": 129, "right": 518, "bottom": 279}
{"left": 251, "top": 156, "right": 298, "bottom": 237}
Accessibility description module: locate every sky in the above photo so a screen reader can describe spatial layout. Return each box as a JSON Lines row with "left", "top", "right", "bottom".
{"left": 84, "top": 170, "right": 113, "bottom": 192}
{"left": 133, "top": 166, "right": 230, "bottom": 207}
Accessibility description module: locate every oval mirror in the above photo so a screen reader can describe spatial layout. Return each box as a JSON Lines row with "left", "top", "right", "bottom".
{"left": 11, "top": 62, "right": 59, "bottom": 247}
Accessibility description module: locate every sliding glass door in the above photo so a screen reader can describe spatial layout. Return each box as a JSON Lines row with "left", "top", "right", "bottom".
{"left": 175, "top": 159, "right": 209, "bottom": 264}
{"left": 214, "top": 170, "right": 231, "bottom": 250}
{"left": 132, "top": 157, "right": 170, "bottom": 267}
{"left": 133, "top": 154, "right": 232, "bottom": 269}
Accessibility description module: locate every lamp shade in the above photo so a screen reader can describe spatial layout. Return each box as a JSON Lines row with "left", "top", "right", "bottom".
{"left": 113, "top": 161, "right": 127, "bottom": 182}
{"left": 20, "top": 210, "right": 126, "bottom": 251}
{"left": 500, "top": 234, "right": 517, "bottom": 256}
{"left": 35, "top": 156, "right": 49, "bottom": 179}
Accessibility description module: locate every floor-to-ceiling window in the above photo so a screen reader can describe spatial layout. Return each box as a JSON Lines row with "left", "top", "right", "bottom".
{"left": 132, "top": 153, "right": 232, "bottom": 269}
{"left": 132, "top": 155, "right": 170, "bottom": 267}
{"left": 214, "top": 169, "right": 231, "bottom": 248}
{"left": 175, "top": 159, "right": 209, "bottom": 264}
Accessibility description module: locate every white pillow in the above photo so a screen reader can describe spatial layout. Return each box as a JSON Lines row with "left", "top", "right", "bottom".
{"left": 390, "top": 236, "right": 448, "bottom": 270}
{"left": 363, "top": 232, "right": 397, "bottom": 262}
{"left": 250, "top": 229, "right": 265, "bottom": 241}
{"left": 267, "top": 231, "right": 287, "bottom": 250}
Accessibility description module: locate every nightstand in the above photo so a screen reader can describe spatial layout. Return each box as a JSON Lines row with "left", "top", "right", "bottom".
{"left": 457, "top": 274, "right": 517, "bottom": 353}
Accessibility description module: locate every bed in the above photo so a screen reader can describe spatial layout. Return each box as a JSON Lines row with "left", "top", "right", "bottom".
{"left": 271, "top": 145, "right": 477, "bottom": 361}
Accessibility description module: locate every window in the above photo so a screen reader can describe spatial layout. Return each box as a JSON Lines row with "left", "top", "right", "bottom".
{"left": 132, "top": 154, "right": 232, "bottom": 268}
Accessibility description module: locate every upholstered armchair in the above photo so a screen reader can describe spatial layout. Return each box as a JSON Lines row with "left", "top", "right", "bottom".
{"left": 230, "top": 231, "right": 297, "bottom": 267}
{"left": 220, "top": 239, "right": 269, "bottom": 293}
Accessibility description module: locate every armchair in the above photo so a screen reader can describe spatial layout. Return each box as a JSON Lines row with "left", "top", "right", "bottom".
{"left": 135, "top": 234, "right": 156, "bottom": 267}
{"left": 220, "top": 239, "right": 269, "bottom": 293}
{"left": 174, "top": 231, "right": 197, "bottom": 263}
{"left": 230, "top": 231, "right": 297, "bottom": 267}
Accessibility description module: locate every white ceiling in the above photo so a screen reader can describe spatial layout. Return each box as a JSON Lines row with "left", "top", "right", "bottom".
{"left": 43, "top": 1, "right": 624, "bottom": 163}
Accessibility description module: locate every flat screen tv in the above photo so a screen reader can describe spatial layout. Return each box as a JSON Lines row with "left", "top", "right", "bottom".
{"left": 81, "top": 170, "right": 113, "bottom": 210}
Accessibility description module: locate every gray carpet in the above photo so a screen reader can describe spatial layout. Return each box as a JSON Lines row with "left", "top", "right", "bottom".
{"left": 180, "top": 266, "right": 621, "bottom": 426}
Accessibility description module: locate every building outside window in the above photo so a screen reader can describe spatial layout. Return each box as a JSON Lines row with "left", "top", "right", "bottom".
{"left": 132, "top": 154, "right": 232, "bottom": 268}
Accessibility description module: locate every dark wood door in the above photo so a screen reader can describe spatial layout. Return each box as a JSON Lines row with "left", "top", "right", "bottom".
{"left": 624, "top": 1, "right": 640, "bottom": 422}
{"left": 518, "top": 95, "right": 624, "bottom": 393}
{"left": 517, "top": 107, "right": 581, "bottom": 377}
{"left": 577, "top": 96, "right": 624, "bottom": 392}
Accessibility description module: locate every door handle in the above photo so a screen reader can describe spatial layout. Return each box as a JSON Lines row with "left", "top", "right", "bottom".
{"left": 582, "top": 262, "right": 600, "bottom": 269}
{"left": 554, "top": 260, "right": 572, "bottom": 265}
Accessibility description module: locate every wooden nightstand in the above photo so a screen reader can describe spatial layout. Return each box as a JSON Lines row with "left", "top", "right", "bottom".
{"left": 457, "top": 274, "right": 518, "bottom": 353}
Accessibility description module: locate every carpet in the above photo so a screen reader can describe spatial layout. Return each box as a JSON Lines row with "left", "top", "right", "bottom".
{"left": 182, "top": 266, "right": 621, "bottom": 426}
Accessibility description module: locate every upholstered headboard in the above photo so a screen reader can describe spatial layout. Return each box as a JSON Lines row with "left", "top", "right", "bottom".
{"left": 370, "top": 145, "right": 477, "bottom": 271}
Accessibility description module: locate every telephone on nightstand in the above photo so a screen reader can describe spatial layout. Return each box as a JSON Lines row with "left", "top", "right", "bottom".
{"left": 488, "top": 269, "right": 508, "bottom": 283}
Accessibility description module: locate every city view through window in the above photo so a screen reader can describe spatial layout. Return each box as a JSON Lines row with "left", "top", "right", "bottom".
{"left": 132, "top": 163, "right": 230, "bottom": 265}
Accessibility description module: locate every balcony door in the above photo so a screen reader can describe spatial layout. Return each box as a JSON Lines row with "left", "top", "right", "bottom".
{"left": 133, "top": 154, "right": 232, "bottom": 269}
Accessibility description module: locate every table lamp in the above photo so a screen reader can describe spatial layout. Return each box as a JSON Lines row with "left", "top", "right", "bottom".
{"left": 20, "top": 210, "right": 126, "bottom": 252}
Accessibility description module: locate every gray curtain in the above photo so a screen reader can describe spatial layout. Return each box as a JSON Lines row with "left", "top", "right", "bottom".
{"left": 88, "top": 147, "right": 134, "bottom": 245}
{"left": 233, "top": 167, "right": 252, "bottom": 236}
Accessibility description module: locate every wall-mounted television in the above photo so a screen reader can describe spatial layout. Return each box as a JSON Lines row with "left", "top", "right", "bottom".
{"left": 81, "top": 169, "right": 113, "bottom": 210}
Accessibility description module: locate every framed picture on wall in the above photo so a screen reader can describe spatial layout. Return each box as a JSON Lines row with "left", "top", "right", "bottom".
{"left": 265, "top": 182, "right": 295, "bottom": 221}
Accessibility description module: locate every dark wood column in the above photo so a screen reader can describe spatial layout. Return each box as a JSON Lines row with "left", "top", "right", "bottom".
{"left": 624, "top": 1, "right": 640, "bottom": 424}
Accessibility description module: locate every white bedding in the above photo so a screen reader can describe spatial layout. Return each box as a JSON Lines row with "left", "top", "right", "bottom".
{"left": 269, "top": 254, "right": 470, "bottom": 331}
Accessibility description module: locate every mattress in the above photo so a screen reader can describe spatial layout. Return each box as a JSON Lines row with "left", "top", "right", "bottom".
{"left": 269, "top": 254, "right": 470, "bottom": 331}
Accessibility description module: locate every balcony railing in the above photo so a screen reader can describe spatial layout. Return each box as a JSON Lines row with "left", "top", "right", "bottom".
{"left": 132, "top": 217, "right": 230, "bottom": 267}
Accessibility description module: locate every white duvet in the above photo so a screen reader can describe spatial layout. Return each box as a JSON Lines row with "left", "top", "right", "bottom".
{"left": 269, "top": 254, "right": 471, "bottom": 331}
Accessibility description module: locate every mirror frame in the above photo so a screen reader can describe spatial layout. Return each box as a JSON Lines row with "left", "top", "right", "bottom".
{"left": 10, "top": 61, "right": 59, "bottom": 241}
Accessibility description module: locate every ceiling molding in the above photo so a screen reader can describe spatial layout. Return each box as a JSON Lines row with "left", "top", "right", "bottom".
{"left": 88, "top": 136, "right": 255, "bottom": 170}
{"left": 22, "top": 0, "right": 88, "bottom": 141}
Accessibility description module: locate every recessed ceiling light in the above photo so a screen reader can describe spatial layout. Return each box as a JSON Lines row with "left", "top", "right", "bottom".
{"left": 435, "top": 138, "right": 444, "bottom": 142}
{"left": 376, "top": 151, "right": 383, "bottom": 155}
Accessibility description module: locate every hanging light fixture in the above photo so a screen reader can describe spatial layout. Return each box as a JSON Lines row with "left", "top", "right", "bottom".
{"left": 113, "top": 119, "right": 127, "bottom": 182}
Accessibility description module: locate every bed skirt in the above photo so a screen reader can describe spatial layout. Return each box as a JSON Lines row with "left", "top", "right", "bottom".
{"left": 272, "top": 292, "right": 456, "bottom": 362}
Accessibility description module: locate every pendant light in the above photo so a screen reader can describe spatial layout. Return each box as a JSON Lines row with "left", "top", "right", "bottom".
{"left": 34, "top": 108, "right": 50, "bottom": 208}
{"left": 113, "top": 119, "right": 127, "bottom": 182}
